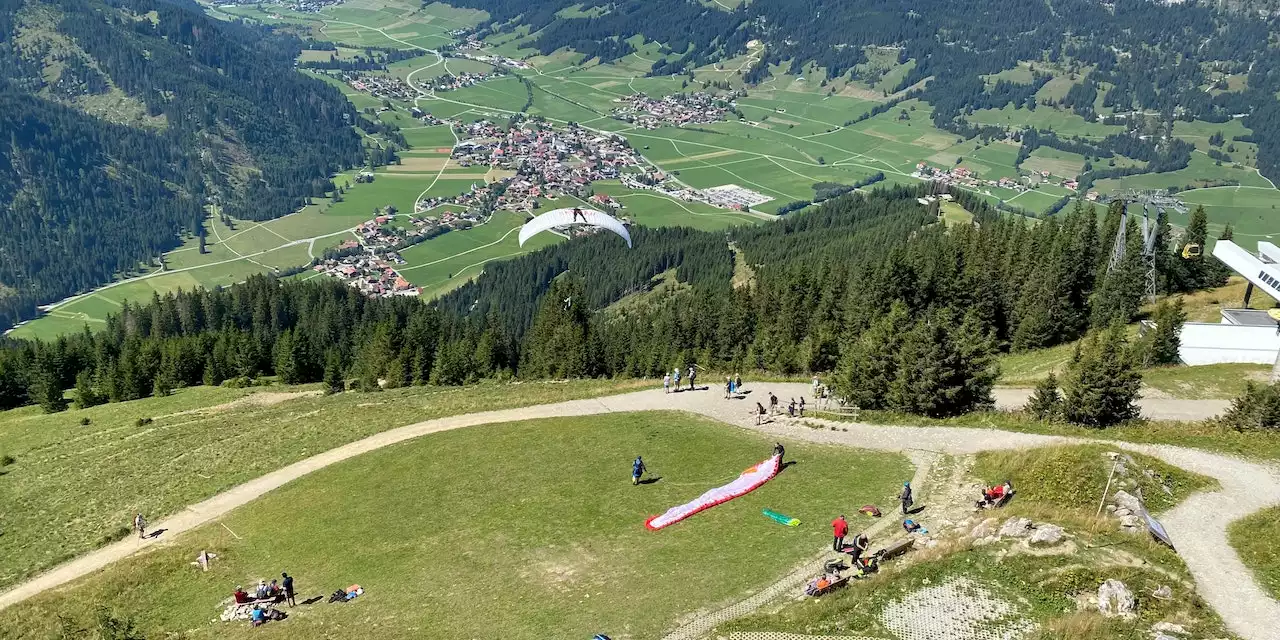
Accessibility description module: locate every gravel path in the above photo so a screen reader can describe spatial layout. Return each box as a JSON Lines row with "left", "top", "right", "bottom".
{"left": 0, "top": 384, "right": 1274, "bottom": 640}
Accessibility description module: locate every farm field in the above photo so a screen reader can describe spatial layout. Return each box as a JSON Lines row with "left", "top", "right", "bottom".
{"left": 394, "top": 211, "right": 556, "bottom": 299}
{"left": 0, "top": 409, "right": 910, "bottom": 640}
{"left": 1178, "top": 186, "right": 1280, "bottom": 239}
{"left": 0, "top": 380, "right": 652, "bottom": 592}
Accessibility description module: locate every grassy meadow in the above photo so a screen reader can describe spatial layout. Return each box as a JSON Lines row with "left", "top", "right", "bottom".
{"left": 0, "top": 379, "right": 652, "bottom": 590}
{"left": 0, "top": 411, "right": 911, "bottom": 639}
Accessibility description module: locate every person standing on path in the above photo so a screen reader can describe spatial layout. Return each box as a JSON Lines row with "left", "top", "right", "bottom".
{"left": 769, "top": 392, "right": 778, "bottom": 415}
{"left": 688, "top": 366, "right": 697, "bottom": 391}
{"left": 282, "top": 572, "right": 296, "bottom": 606}
{"left": 799, "top": 396, "right": 806, "bottom": 417}
{"left": 724, "top": 376, "right": 732, "bottom": 399}
{"left": 900, "top": 481, "right": 914, "bottom": 515}
{"left": 133, "top": 513, "right": 147, "bottom": 540}
{"left": 632, "top": 456, "right": 647, "bottom": 485}
{"left": 663, "top": 373, "right": 671, "bottom": 394}
{"left": 755, "top": 402, "right": 767, "bottom": 425}
{"left": 734, "top": 372, "right": 742, "bottom": 394}
{"left": 831, "top": 515, "right": 849, "bottom": 552}
{"left": 672, "top": 368, "right": 681, "bottom": 392}
{"left": 849, "top": 532, "right": 869, "bottom": 563}
{"left": 812, "top": 375, "right": 820, "bottom": 396}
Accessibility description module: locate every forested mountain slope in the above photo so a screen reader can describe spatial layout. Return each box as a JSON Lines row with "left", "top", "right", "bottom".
{"left": 0, "top": 0, "right": 367, "bottom": 329}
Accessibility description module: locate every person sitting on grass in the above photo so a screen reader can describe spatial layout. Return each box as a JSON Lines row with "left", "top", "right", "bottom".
{"left": 234, "top": 586, "right": 251, "bottom": 604}
{"left": 255, "top": 580, "right": 269, "bottom": 600}
{"left": 251, "top": 606, "right": 267, "bottom": 627}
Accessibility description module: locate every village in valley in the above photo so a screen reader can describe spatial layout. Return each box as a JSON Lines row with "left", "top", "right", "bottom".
{"left": 610, "top": 91, "right": 739, "bottom": 129}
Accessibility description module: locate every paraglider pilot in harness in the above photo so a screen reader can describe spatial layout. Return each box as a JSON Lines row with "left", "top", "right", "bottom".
{"left": 573, "top": 206, "right": 588, "bottom": 224}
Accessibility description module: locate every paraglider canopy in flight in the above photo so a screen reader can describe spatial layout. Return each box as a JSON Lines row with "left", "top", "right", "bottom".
{"left": 518, "top": 207, "right": 632, "bottom": 248}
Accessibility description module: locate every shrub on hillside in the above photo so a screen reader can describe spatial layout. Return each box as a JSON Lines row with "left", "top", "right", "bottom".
{"left": 1220, "top": 381, "right": 1280, "bottom": 431}
{"left": 1025, "top": 372, "right": 1063, "bottom": 420}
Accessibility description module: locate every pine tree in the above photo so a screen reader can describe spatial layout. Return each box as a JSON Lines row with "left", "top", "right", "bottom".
{"left": 833, "top": 302, "right": 909, "bottom": 410}
{"left": 153, "top": 371, "right": 173, "bottom": 397}
{"left": 1140, "top": 298, "right": 1187, "bottom": 366}
{"left": 1062, "top": 324, "right": 1142, "bottom": 427}
{"left": 73, "top": 370, "right": 103, "bottom": 409}
{"left": 323, "top": 349, "right": 345, "bottom": 395}
{"left": 520, "top": 276, "right": 591, "bottom": 378}
{"left": 1025, "top": 371, "right": 1062, "bottom": 420}
{"left": 31, "top": 351, "right": 68, "bottom": 414}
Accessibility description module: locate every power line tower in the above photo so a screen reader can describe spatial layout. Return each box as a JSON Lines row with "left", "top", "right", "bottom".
{"left": 1105, "top": 200, "right": 1161, "bottom": 305}
{"left": 1106, "top": 203, "right": 1129, "bottom": 275}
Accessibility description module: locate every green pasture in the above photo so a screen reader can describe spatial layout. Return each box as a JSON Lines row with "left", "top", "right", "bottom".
{"left": 1021, "top": 146, "right": 1086, "bottom": 178}
{"left": 968, "top": 104, "right": 1122, "bottom": 139}
{"left": 1094, "top": 154, "right": 1273, "bottom": 198}
{"left": 0, "top": 410, "right": 909, "bottom": 639}
{"left": 0, "top": 380, "right": 654, "bottom": 592}
{"left": 397, "top": 211, "right": 555, "bottom": 298}
{"left": 1176, "top": 186, "right": 1280, "bottom": 238}
{"left": 1230, "top": 506, "right": 1280, "bottom": 600}
{"left": 592, "top": 180, "right": 766, "bottom": 229}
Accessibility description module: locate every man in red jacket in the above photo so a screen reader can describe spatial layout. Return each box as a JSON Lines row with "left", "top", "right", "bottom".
{"left": 831, "top": 514, "right": 849, "bottom": 552}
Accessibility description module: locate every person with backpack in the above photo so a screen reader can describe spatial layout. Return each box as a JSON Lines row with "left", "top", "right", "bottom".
{"left": 900, "top": 481, "right": 914, "bottom": 515}
{"left": 687, "top": 365, "right": 697, "bottom": 391}
{"left": 672, "top": 367, "right": 681, "bottom": 391}
{"left": 632, "top": 456, "right": 647, "bottom": 485}
{"left": 133, "top": 513, "right": 147, "bottom": 539}
{"left": 831, "top": 514, "right": 849, "bottom": 551}
{"left": 282, "top": 572, "right": 296, "bottom": 606}
{"left": 724, "top": 376, "right": 732, "bottom": 399}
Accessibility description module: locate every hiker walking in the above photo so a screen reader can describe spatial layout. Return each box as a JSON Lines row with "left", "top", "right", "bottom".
{"left": 663, "top": 372, "right": 671, "bottom": 394}
{"left": 134, "top": 513, "right": 147, "bottom": 539}
{"left": 787, "top": 398, "right": 796, "bottom": 417}
{"left": 632, "top": 456, "right": 647, "bottom": 485}
{"left": 900, "top": 481, "right": 914, "bottom": 515}
{"left": 831, "top": 514, "right": 849, "bottom": 552}
{"left": 769, "top": 392, "right": 778, "bottom": 415}
{"left": 773, "top": 441, "right": 785, "bottom": 463}
{"left": 687, "top": 365, "right": 697, "bottom": 391}
{"left": 282, "top": 572, "right": 296, "bottom": 606}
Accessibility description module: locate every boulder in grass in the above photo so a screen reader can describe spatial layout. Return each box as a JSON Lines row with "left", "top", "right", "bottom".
{"left": 1097, "top": 579, "right": 1136, "bottom": 618}
{"left": 1028, "top": 524, "right": 1064, "bottom": 545}
{"left": 997, "top": 517, "right": 1033, "bottom": 538}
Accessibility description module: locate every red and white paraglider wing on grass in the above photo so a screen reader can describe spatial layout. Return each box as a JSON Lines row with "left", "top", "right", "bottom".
{"left": 518, "top": 208, "right": 632, "bottom": 248}
{"left": 645, "top": 454, "right": 782, "bottom": 530}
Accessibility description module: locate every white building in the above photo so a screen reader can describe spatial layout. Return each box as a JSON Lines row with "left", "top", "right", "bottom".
{"left": 1177, "top": 240, "right": 1280, "bottom": 365}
